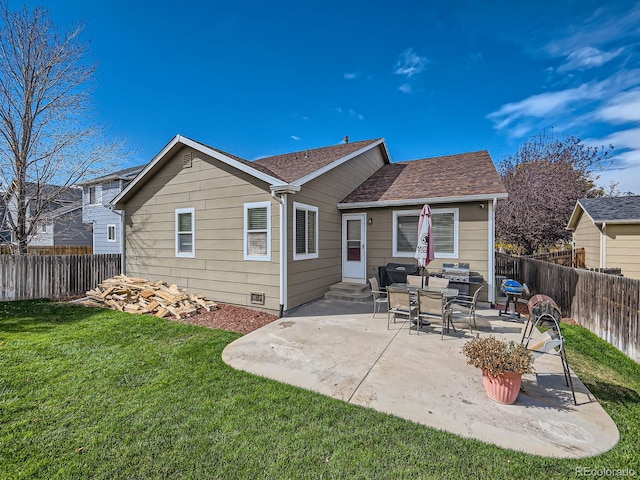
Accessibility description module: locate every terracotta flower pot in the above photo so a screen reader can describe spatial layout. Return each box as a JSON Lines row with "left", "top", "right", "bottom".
{"left": 481, "top": 370, "right": 522, "bottom": 405}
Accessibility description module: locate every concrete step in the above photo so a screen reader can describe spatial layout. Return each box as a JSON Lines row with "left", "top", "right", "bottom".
{"left": 324, "top": 282, "right": 372, "bottom": 303}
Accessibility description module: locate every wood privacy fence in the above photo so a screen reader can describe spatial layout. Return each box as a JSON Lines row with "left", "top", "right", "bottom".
{"left": 0, "top": 254, "right": 121, "bottom": 301}
{"left": 502, "top": 254, "right": 640, "bottom": 363}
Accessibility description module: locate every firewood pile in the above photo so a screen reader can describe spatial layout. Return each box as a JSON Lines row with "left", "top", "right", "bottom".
{"left": 79, "top": 275, "right": 218, "bottom": 319}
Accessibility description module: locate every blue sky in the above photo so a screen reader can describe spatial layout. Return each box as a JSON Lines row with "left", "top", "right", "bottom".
{"left": 20, "top": 0, "right": 640, "bottom": 194}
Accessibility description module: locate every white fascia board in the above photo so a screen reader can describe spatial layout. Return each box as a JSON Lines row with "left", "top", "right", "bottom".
{"left": 111, "top": 134, "right": 284, "bottom": 208}
{"left": 337, "top": 192, "right": 508, "bottom": 210}
{"left": 292, "top": 139, "right": 387, "bottom": 187}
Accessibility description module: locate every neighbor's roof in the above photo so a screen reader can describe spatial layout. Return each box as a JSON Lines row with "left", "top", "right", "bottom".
{"left": 79, "top": 165, "right": 147, "bottom": 186}
{"left": 112, "top": 135, "right": 388, "bottom": 208}
{"left": 567, "top": 196, "right": 640, "bottom": 230}
{"left": 338, "top": 150, "right": 507, "bottom": 208}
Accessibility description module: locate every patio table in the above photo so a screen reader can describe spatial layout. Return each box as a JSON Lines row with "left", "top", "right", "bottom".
{"left": 389, "top": 283, "right": 459, "bottom": 299}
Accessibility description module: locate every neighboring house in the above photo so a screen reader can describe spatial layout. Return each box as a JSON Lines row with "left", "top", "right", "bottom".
{"left": 112, "top": 135, "right": 507, "bottom": 315}
{"left": 0, "top": 192, "right": 10, "bottom": 243}
{"left": 567, "top": 196, "right": 640, "bottom": 280}
{"left": 4, "top": 185, "right": 92, "bottom": 247}
{"left": 80, "top": 165, "right": 145, "bottom": 254}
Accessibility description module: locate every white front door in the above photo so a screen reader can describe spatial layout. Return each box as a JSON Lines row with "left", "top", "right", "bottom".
{"left": 342, "top": 213, "right": 367, "bottom": 283}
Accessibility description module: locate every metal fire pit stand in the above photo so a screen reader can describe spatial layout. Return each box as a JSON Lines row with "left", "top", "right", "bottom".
{"left": 521, "top": 297, "right": 577, "bottom": 405}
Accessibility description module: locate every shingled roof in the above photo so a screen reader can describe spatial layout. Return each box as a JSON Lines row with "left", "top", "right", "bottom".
{"left": 567, "top": 196, "right": 640, "bottom": 230}
{"left": 339, "top": 150, "right": 507, "bottom": 207}
{"left": 254, "top": 138, "right": 384, "bottom": 183}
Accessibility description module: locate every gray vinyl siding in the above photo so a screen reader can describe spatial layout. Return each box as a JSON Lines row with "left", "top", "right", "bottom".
{"left": 287, "top": 146, "right": 386, "bottom": 308}
{"left": 123, "top": 146, "right": 281, "bottom": 312}
{"left": 366, "top": 202, "right": 491, "bottom": 302}
{"left": 83, "top": 181, "right": 127, "bottom": 253}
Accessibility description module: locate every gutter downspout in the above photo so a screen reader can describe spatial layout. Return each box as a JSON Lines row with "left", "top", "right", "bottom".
{"left": 600, "top": 222, "right": 607, "bottom": 269}
{"left": 271, "top": 191, "right": 287, "bottom": 318}
{"left": 111, "top": 206, "right": 126, "bottom": 275}
{"left": 489, "top": 198, "right": 497, "bottom": 305}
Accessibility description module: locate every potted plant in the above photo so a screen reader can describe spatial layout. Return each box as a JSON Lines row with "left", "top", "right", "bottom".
{"left": 462, "top": 336, "right": 534, "bottom": 404}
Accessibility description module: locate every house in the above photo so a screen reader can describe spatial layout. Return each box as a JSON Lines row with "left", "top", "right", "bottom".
{"left": 80, "top": 165, "right": 145, "bottom": 254}
{"left": 3, "top": 184, "right": 92, "bottom": 248}
{"left": 567, "top": 196, "right": 640, "bottom": 279}
{"left": 112, "top": 135, "right": 507, "bottom": 315}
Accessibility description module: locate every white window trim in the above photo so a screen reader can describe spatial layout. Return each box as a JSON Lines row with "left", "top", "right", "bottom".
{"left": 392, "top": 208, "right": 459, "bottom": 259}
{"left": 175, "top": 207, "right": 196, "bottom": 258}
{"left": 293, "top": 201, "right": 319, "bottom": 261}
{"left": 244, "top": 201, "right": 271, "bottom": 262}
{"left": 107, "top": 224, "right": 117, "bottom": 242}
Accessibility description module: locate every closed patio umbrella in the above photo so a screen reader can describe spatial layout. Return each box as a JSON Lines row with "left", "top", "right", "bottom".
{"left": 414, "top": 204, "right": 435, "bottom": 287}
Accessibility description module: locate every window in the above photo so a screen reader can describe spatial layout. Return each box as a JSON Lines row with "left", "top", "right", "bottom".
{"left": 175, "top": 208, "right": 195, "bottom": 258}
{"left": 244, "top": 202, "right": 271, "bottom": 261}
{"left": 107, "top": 224, "right": 116, "bottom": 242}
{"left": 392, "top": 208, "right": 459, "bottom": 258}
{"left": 293, "top": 202, "right": 318, "bottom": 260}
{"left": 88, "top": 186, "right": 101, "bottom": 205}
{"left": 37, "top": 223, "right": 48, "bottom": 234}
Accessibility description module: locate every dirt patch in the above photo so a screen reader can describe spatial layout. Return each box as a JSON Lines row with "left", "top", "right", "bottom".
{"left": 172, "top": 302, "right": 279, "bottom": 334}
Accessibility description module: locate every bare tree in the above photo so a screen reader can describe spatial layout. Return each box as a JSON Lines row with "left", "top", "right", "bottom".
{"left": 496, "top": 131, "right": 613, "bottom": 255}
{"left": 0, "top": 1, "right": 121, "bottom": 254}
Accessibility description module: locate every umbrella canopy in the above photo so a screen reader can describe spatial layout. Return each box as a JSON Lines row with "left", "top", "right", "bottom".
{"left": 415, "top": 204, "right": 435, "bottom": 268}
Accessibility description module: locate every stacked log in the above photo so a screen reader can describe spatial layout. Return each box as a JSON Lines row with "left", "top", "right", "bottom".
{"left": 80, "top": 275, "right": 217, "bottom": 319}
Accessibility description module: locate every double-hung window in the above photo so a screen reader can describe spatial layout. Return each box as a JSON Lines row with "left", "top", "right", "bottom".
{"left": 392, "top": 208, "right": 458, "bottom": 258}
{"left": 293, "top": 202, "right": 318, "bottom": 260}
{"left": 175, "top": 208, "right": 195, "bottom": 258}
{"left": 244, "top": 202, "right": 271, "bottom": 261}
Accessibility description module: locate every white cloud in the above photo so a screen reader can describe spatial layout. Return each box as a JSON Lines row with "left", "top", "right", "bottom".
{"left": 545, "top": 4, "right": 640, "bottom": 60}
{"left": 557, "top": 46, "right": 624, "bottom": 72}
{"left": 344, "top": 72, "right": 358, "bottom": 80}
{"left": 394, "top": 48, "right": 428, "bottom": 78}
{"left": 487, "top": 70, "right": 640, "bottom": 136}
{"left": 398, "top": 83, "right": 412, "bottom": 94}
{"left": 291, "top": 135, "right": 301, "bottom": 141}
{"left": 487, "top": 83, "right": 603, "bottom": 133}
{"left": 348, "top": 108, "right": 364, "bottom": 120}
{"left": 593, "top": 127, "right": 640, "bottom": 151}
{"left": 597, "top": 89, "right": 640, "bottom": 123}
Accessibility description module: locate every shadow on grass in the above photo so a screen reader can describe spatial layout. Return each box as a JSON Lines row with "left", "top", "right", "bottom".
{"left": 0, "top": 299, "right": 106, "bottom": 333}
{"left": 582, "top": 380, "right": 640, "bottom": 406}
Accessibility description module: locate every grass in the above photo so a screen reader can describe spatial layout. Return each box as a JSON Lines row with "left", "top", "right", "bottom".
{"left": 0, "top": 300, "right": 638, "bottom": 479}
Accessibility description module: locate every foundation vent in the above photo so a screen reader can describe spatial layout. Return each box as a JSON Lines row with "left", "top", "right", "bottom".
{"left": 250, "top": 292, "right": 265, "bottom": 305}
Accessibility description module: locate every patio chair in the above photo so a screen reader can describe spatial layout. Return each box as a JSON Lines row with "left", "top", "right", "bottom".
{"left": 450, "top": 285, "right": 483, "bottom": 331}
{"left": 387, "top": 286, "right": 416, "bottom": 330}
{"left": 415, "top": 289, "right": 454, "bottom": 338}
{"left": 427, "top": 276, "right": 450, "bottom": 288}
{"left": 369, "top": 276, "right": 388, "bottom": 319}
{"left": 406, "top": 275, "right": 423, "bottom": 287}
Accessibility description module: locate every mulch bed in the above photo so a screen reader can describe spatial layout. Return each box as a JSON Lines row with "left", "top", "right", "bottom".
{"left": 172, "top": 302, "right": 279, "bottom": 334}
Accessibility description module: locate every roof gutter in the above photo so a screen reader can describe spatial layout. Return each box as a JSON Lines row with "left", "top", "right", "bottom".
{"left": 338, "top": 192, "right": 508, "bottom": 210}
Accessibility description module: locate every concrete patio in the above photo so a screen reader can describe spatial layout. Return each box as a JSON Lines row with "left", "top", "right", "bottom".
{"left": 222, "top": 300, "right": 619, "bottom": 459}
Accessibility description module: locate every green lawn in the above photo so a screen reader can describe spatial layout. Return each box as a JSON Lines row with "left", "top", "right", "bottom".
{"left": 1, "top": 300, "right": 638, "bottom": 479}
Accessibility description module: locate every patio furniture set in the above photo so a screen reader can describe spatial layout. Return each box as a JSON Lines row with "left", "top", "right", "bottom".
{"left": 369, "top": 275, "right": 483, "bottom": 339}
